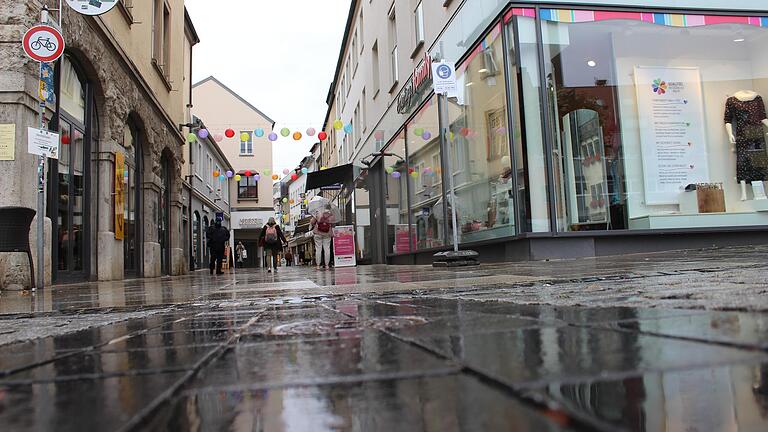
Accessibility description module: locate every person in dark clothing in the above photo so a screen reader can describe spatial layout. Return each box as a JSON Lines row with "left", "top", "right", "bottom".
{"left": 206, "top": 219, "right": 230, "bottom": 275}
{"left": 258, "top": 217, "right": 287, "bottom": 273}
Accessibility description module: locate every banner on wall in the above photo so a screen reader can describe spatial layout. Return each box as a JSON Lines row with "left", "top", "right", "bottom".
{"left": 332, "top": 225, "right": 356, "bottom": 267}
{"left": 634, "top": 66, "right": 709, "bottom": 205}
{"left": 394, "top": 224, "right": 415, "bottom": 254}
{"left": 115, "top": 152, "right": 125, "bottom": 240}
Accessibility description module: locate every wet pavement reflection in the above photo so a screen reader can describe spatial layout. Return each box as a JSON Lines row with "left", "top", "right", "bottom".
{"left": 0, "top": 246, "right": 767, "bottom": 430}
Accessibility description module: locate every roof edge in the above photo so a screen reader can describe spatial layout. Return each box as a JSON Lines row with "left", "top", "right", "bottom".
{"left": 193, "top": 76, "right": 276, "bottom": 126}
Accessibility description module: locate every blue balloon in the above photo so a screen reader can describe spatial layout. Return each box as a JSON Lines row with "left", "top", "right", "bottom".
{"left": 301, "top": 167, "right": 309, "bottom": 174}
{"left": 343, "top": 123, "right": 353, "bottom": 134}
{"left": 254, "top": 128, "right": 264, "bottom": 138}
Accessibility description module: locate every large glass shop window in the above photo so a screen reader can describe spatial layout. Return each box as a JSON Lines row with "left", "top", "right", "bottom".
{"left": 540, "top": 10, "right": 768, "bottom": 231}
{"left": 406, "top": 96, "right": 443, "bottom": 250}
{"left": 383, "top": 132, "right": 411, "bottom": 254}
{"left": 447, "top": 23, "right": 515, "bottom": 242}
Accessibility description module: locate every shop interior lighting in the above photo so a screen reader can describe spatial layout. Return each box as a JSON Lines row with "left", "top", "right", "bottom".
{"left": 587, "top": 60, "right": 597, "bottom": 67}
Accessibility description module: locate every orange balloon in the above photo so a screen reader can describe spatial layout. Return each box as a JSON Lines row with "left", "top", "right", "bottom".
{"left": 272, "top": 174, "right": 279, "bottom": 180}
{"left": 293, "top": 132, "right": 302, "bottom": 141}
{"left": 212, "top": 170, "right": 220, "bottom": 178}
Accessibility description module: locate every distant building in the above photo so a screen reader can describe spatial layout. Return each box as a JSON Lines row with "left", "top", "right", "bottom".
{"left": 192, "top": 77, "right": 274, "bottom": 268}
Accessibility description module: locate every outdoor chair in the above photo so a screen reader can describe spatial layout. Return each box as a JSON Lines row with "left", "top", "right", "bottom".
{"left": 0, "top": 207, "right": 36, "bottom": 288}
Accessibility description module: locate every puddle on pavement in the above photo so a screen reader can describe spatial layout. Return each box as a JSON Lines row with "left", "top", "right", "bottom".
{"left": 256, "top": 315, "right": 429, "bottom": 336}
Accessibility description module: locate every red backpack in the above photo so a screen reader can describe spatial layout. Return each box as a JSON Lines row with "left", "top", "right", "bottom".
{"left": 265, "top": 225, "right": 279, "bottom": 244}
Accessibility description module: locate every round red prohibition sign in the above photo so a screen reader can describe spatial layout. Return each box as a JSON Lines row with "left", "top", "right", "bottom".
{"left": 23, "top": 25, "right": 65, "bottom": 63}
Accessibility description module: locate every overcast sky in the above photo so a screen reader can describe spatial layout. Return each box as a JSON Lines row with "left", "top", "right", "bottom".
{"left": 185, "top": 0, "right": 349, "bottom": 172}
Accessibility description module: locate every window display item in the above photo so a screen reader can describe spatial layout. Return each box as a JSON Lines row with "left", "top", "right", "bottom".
{"left": 724, "top": 91, "right": 768, "bottom": 183}
{"left": 695, "top": 183, "right": 726, "bottom": 213}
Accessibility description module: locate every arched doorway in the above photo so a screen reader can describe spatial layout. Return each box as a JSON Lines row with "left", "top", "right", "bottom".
{"left": 122, "top": 119, "right": 143, "bottom": 277}
{"left": 159, "top": 154, "right": 172, "bottom": 275}
{"left": 49, "top": 55, "right": 94, "bottom": 282}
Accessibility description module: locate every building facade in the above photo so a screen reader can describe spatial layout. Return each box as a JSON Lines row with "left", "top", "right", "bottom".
{"left": 0, "top": 1, "right": 197, "bottom": 289}
{"left": 321, "top": 0, "right": 768, "bottom": 264}
{"left": 191, "top": 77, "right": 274, "bottom": 268}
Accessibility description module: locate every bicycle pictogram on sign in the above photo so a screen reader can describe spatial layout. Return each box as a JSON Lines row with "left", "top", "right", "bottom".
{"left": 22, "top": 25, "right": 65, "bottom": 63}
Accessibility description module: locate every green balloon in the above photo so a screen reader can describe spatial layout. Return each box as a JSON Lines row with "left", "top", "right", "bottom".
{"left": 186, "top": 133, "right": 197, "bottom": 143}
{"left": 281, "top": 128, "right": 291, "bottom": 137}
{"left": 385, "top": 167, "right": 394, "bottom": 174}
{"left": 414, "top": 128, "right": 424, "bottom": 137}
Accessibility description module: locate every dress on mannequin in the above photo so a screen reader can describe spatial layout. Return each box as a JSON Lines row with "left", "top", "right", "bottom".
{"left": 724, "top": 94, "right": 768, "bottom": 182}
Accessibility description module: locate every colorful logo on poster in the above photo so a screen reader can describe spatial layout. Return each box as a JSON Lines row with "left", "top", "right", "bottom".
{"left": 652, "top": 78, "right": 668, "bottom": 95}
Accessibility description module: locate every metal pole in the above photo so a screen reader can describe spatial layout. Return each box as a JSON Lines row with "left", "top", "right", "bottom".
{"left": 437, "top": 93, "right": 459, "bottom": 253}
{"left": 35, "top": 7, "right": 51, "bottom": 291}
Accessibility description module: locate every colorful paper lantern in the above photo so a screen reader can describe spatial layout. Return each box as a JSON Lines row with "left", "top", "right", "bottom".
{"left": 449, "top": 131, "right": 455, "bottom": 141}
{"left": 213, "top": 170, "right": 220, "bottom": 178}
{"left": 289, "top": 199, "right": 295, "bottom": 205}
{"left": 422, "top": 131, "right": 432, "bottom": 140}
{"left": 460, "top": 127, "right": 470, "bottom": 137}
{"left": 244, "top": 170, "right": 252, "bottom": 177}
{"left": 272, "top": 174, "right": 279, "bottom": 180}
{"left": 264, "top": 168, "right": 271, "bottom": 175}
{"left": 423, "top": 167, "right": 433, "bottom": 175}
{"left": 226, "top": 170, "right": 233, "bottom": 178}
{"left": 214, "top": 134, "right": 224, "bottom": 142}
{"left": 219, "top": 174, "right": 226, "bottom": 182}
{"left": 343, "top": 123, "right": 353, "bottom": 134}
{"left": 290, "top": 173, "right": 298, "bottom": 181}
{"left": 61, "top": 134, "right": 70, "bottom": 145}
{"left": 318, "top": 131, "right": 328, "bottom": 141}
{"left": 320, "top": 166, "right": 328, "bottom": 170}
{"left": 301, "top": 167, "right": 309, "bottom": 174}
{"left": 333, "top": 120, "right": 343, "bottom": 130}
{"left": 186, "top": 132, "right": 197, "bottom": 143}
{"left": 306, "top": 128, "right": 316, "bottom": 136}
{"left": 282, "top": 197, "right": 288, "bottom": 203}
{"left": 385, "top": 167, "right": 394, "bottom": 174}
{"left": 414, "top": 128, "right": 424, "bottom": 137}
{"left": 280, "top": 128, "right": 290, "bottom": 137}
{"left": 240, "top": 132, "right": 250, "bottom": 142}
{"left": 410, "top": 171, "right": 419, "bottom": 178}
{"left": 254, "top": 128, "right": 265, "bottom": 138}
{"left": 268, "top": 132, "right": 278, "bottom": 141}
{"left": 392, "top": 171, "right": 401, "bottom": 179}
{"left": 198, "top": 129, "right": 209, "bottom": 139}
{"left": 225, "top": 129, "right": 235, "bottom": 138}
{"left": 253, "top": 174, "right": 261, "bottom": 181}
{"left": 234, "top": 174, "right": 242, "bottom": 182}
{"left": 293, "top": 132, "right": 302, "bottom": 141}
{"left": 283, "top": 168, "right": 290, "bottom": 175}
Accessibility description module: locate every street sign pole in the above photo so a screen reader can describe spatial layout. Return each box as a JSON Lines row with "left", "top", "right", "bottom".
{"left": 35, "top": 9, "right": 49, "bottom": 291}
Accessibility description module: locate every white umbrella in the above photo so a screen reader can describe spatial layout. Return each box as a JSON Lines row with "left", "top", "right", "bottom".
{"left": 308, "top": 196, "right": 341, "bottom": 223}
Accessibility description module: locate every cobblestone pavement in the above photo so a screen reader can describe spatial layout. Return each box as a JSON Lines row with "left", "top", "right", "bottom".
{"left": 0, "top": 246, "right": 767, "bottom": 431}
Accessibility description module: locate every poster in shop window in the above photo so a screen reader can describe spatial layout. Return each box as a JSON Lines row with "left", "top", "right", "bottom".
{"left": 634, "top": 66, "right": 709, "bottom": 205}
{"left": 115, "top": 152, "right": 125, "bottom": 240}
{"left": 332, "top": 225, "right": 356, "bottom": 267}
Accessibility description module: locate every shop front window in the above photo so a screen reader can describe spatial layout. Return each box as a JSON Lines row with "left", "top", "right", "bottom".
{"left": 406, "top": 96, "right": 443, "bottom": 250}
{"left": 383, "top": 131, "right": 412, "bottom": 254}
{"left": 448, "top": 23, "right": 515, "bottom": 243}
{"left": 540, "top": 10, "right": 768, "bottom": 231}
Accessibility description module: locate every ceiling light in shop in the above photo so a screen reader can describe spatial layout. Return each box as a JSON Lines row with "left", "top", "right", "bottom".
{"left": 587, "top": 60, "right": 597, "bottom": 67}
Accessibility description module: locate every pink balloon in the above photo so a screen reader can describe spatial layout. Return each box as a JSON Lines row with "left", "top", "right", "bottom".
{"left": 214, "top": 134, "right": 223, "bottom": 142}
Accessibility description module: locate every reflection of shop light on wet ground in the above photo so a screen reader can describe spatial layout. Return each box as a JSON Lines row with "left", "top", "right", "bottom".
{"left": 478, "top": 68, "right": 489, "bottom": 74}
{"left": 465, "top": 81, "right": 474, "bottom": 87}
{"left": 587, "top": 60, "right": 597, "bottom": 67}
{"left": 733, "top": 38, "right": 745, "bottom": 42}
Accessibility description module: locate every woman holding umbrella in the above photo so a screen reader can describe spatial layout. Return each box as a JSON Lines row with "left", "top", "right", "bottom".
{"left": 308, "top": 197, "right": 340, "bottom": 270}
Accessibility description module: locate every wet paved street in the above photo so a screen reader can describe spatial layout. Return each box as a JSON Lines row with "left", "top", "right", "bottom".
{"left": 1, "top": 246, "right": 768, "bottom": 431}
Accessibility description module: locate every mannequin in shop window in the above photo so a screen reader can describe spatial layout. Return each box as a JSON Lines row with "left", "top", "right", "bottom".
{"left": 724, "top": 90, "right": 768, "bottom": 200}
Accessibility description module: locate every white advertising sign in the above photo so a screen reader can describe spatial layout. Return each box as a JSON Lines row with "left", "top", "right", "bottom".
{"left": 27, "top": 127, "right": 59, "bottom": 159}
{"left": 634, "top": 66, "right": 709, "bottom": 205}
{"left": 432, "top": 61, "right": 458, "bottom": 96}
{"left": 65, "top": 0, "right": 119, "bottom": 16}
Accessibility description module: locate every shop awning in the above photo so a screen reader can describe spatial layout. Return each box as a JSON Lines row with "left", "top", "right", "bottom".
{"left": 306, "top": 164, "right": 357, "bottom": 190}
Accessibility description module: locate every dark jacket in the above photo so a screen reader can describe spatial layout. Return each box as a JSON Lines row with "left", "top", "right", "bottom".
{"left": 206, "top": 225, "right": 230, "bottom": 251}
{"left": 258, "top": 222, "right": 287, "bottom": 252}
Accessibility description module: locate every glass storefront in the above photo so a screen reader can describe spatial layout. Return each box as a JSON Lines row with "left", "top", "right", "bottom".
{"left": 364, "top": 2, "right": 768, "bottom": 259}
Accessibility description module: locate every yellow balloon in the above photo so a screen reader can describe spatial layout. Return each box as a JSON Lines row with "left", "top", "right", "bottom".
{"left": 333, "top": 120, "right": 343, "bottom": 130}
{"left": 240, "top": 132, "right": 250, "bottom": 142}
{"left": 320, "top": 166, "right": 328, "bottom": 170}
{"left": 234, "top": 174, "right": 242, "bottom": 182}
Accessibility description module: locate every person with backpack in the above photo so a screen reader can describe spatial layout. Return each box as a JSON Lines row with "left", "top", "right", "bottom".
{"left": 258, "top": 217, "right": 287, "bottom": 273}
{"left": 310, "top": 209, "right": 334, "bottom": 270}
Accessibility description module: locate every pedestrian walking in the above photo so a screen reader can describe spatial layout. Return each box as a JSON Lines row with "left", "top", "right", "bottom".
{"left": 285, "top": 250, "right": 293, "bottom": 267}
{"left": 310, "top": 211, "right": 334, "bottom": 270}
{"left": 206, "top": 219, "right": 230, "bottom": 275}
{"left": 236, "top": 241, "right": 247, "bottom": 268}
{"left": 258, "top": 217, "right": 287, "bottom": 273}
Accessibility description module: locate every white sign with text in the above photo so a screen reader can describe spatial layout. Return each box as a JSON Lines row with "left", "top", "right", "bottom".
{"left": 27, "top": 127, "right": 59, "bottom": 159}
{"left": 634, "top": 66, "right": 709, "bottom": 205}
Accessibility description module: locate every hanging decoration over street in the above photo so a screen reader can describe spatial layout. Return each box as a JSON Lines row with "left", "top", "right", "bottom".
{"left": 186, "top": 133, "right": 197, "bottom": 143}
{"left": 268, "top": 132, "right": 278, "bottom": 141}
{"left": 254, "top": 128, "right": 264, "bottom": 137}
{"left": 306, "top": 128, "right": 316, "bottom": 136}
{"left": 225, "top": 129, "right": 235, "bottom": 138}
{"left": 198, "top": 129, "right": 209, "bottom": 139}
{"left": 280, "top": 128, "right": 291, "bottom": 137}
{"left": 293, "top": 132, "right": 302, "bottom": 141}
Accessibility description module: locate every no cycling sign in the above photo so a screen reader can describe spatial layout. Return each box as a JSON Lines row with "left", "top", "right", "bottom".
{"left": 22, "top": 25, "right": 65, "bottom": 63}
{"left": 65, "top": 0, "right": 119, "bottom": 16}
